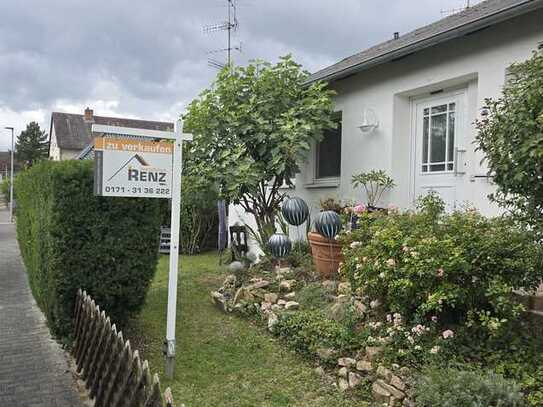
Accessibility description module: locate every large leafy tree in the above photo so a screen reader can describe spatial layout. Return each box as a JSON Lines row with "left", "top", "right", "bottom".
{"left": 16, "top": 121, "right": 49, "bottom": 166}
{"left": 184, "top": 55, "right": 335, "bottom": 245}
{"left": 476, "top": 50, "right": 543, "bottom": 235}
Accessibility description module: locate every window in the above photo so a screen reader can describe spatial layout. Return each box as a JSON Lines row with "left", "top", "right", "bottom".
{"left": 421, "top": 103, "right": 455, "bottom": 173}
{"left": 316, "top": 112, "right": 342, "bottom": 179}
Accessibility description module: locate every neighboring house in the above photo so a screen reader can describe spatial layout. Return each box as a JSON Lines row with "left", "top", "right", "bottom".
{"left": 0, "top": 151, "right": 24, "bottom": 180}
{"left": 231, "top": 0, "right": 543, "bottom": 250}
{"left": 49, "top": 107, "right": 173, "bottom": 160}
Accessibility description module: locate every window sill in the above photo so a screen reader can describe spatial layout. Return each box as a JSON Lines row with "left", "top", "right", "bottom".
{"left": 304, "top": 179, "right": 340, "bottom": 189}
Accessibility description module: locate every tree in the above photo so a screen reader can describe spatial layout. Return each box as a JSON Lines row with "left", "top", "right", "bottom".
{"left": 184, "top": 55, "right": 336, "bottom": 246}
{"left": 16, "top": 121, "right": 49, "bottom": 167}
{"left": 476, "top": 50, "right": 543, "bottom": 235}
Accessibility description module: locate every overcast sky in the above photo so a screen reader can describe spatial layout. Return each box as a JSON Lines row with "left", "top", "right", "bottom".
{"left": 0, "top": 0, "right": 481, "bottom": 150}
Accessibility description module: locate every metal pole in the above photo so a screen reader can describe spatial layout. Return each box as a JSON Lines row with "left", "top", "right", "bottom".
{"left": 5, "top": 127, "right": 14, "bottom": 222}
{"left": 165, "top": 118, "right": 184, "bottom": 378}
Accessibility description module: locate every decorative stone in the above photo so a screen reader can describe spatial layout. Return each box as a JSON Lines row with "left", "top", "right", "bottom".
{"left": 337, "top": 357, "right": 356, "bottom": 368}
{"left": 271, "top": 304, "right": 282, "bottom": 312}
{"left": 322, "top": 280, "right": 338, "bottom": 293}
{"left": 246, "top": 279, "right": 270, "bottom": 290}
{"left": 365, "top": 346, "right": 383, "bottom": 361}
{"left": 372, "top": 381, "right": 391, "bottom": 403}
{"left": 377, "top": 365, "right": 393, "bottom": 381}
{"left": 211, "top": 291, "right": 227, "bottom": 312}
{"left": 338, "top": 367, "right": 348, "bottom": 377}
{"left": 354, "top": 300, "right": 368, "bottom": 315}
{"left": 277, "top": 299, "right": 287, "bottom": 306}
{"left": 260, "top": 302, "right": 272, "bottom": 312}
{"left": 267, "top": 312, "right": 279, "bottom": 332}
{"left": 233, "top": 287, "right": 254, "bottom": 304}
{"left": 222, "top": 274, "right": 237, "bottom": 287}
{"left": 227, "top": 261, "right": 245, "bottom": 273}
{"left": 335, "top": 294, "right": 349, "bottom": 303}
{"left": 264, "top": 293, "right": 278, "bottom": 304}
{"left": 348, "top": 372, "right": 362, "bottom": 388}
{"left": 337, "top": 281, "right": 352, "bottom": 296}
{"left": 328, "top": 301, "right": 347, "bottom": 322}
{"left": 390, "top": 375, "right": 406, "bottom": 392}
{"left": 356, "top": 360, "right": 373, "bottom": 373}
{"left": 284, "top": 292, "right": 296, "bottom": 299}
{"left": 403, "top": 399, "right": 416, "bottom": 407}
{"left": 375, "top": 379, "right": 405, "bottom": 400}
{"left": 338, "top": 378, "right": 350, "bottom": 392}
{"left": 285, "top": 301, "right": 299, "bottom": 310}
{"left": 279, "top": 279, "right": 296, "bottom": 292}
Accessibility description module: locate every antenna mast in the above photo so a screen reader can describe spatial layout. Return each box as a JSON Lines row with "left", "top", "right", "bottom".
{"left": 441, "top": 0, "right": 472, "bottom": 16}
{"left": 203, "top": 0, "right": 241, "bottom": 70}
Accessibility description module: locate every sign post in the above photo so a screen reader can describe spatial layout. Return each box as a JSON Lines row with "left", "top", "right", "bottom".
{"left": 92, "top": 118, "right": 192, "bottom": 379}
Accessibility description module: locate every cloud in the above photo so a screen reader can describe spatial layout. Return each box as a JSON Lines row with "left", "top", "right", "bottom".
{"left": 0, "top": 0, "right": 479, "bottom": 149}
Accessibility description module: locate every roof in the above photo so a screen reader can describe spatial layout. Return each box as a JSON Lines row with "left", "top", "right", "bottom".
{"left": 308, "top": 0, "right": 543, "bottom": 83}
{"left": 50, "top": 112, "right": 174, "bottom": 151}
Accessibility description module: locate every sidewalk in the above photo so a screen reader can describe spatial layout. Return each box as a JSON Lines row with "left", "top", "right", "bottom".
{"left": 0, "top": 207, "right": 82, "bottom": 406}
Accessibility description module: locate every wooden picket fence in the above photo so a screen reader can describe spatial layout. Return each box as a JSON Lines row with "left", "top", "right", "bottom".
{"left": 73, "top": 289, "right": 175, "bottom": 407}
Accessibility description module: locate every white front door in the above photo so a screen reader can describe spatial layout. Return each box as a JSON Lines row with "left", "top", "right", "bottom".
{"left": 412, "top": 91, "right": 467, "bottom": 210}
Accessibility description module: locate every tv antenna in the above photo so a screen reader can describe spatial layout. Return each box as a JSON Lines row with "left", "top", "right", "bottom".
{"left": 441, "top": 0, "right": 472, "bottom": 16}
{"left": 203, "top": 0, "right": 241, "bottom": 70}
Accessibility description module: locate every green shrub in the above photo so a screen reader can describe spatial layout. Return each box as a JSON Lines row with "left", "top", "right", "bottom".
{"left": 297, "top": 283, "right": 330, "bottom": 310}
{"left": 340, "top": 195, "right": 543, "bottom": 333}
{"left": 1, "top": 176, "right": 11, "bottom": 203}
{"left": 415, "top": 367, "right": 524, "bottom": 407}
{"left": 15, "top": 160, "right": 162, "bottom": 339}
{"left": 476, "top": 50, "right": 543, "bottom": 237}
{"left": 274, "top": 310, "right": 362, "bottom": 357}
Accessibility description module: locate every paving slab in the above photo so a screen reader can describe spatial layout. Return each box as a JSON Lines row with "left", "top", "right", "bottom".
{"left": 0, "top": 208, "right": 82, "bottom": 407}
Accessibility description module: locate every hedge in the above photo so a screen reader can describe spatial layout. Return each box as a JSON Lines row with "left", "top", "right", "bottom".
{"left": 15, "top": 160, "right": 162, "bottom": 340}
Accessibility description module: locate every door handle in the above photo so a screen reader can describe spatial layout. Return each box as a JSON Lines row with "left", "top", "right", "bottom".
{"left": 454, "top": 147, "right": 466, "bottom": 176}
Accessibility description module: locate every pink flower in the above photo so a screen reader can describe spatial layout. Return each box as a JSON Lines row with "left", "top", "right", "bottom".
{"left": 437, "top": 267, "right": 445, "bottom": 278}
{"left": 388, "top": 203, "right": 398, "bottom": 210}
{"left": 442, "top": 330, "right": 454, "bottom": 339}
{"left": 354, "top": 203, "right": 366, "bottom": 214}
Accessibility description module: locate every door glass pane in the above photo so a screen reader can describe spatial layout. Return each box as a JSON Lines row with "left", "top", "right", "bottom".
{"left": 430, "top": 114, "right": 446, "bottom": 164}
{"left": 449, "top": 103, "right": 456, "bottom": 111}
{"left": 448, "top": 111, "right": 455, "bottom": 163}
{"left": 422, "top": 117, "right": 429, "bottom": 164}
{"left": 431, "top": 104, "right": 447, "bottom": 114}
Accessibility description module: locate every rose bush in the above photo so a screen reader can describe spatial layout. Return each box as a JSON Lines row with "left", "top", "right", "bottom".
{"left": 339, "top": 194, "right": 543, "bottom": 334}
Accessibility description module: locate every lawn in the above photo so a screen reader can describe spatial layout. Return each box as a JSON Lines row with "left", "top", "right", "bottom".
{"left": 125, "top": 253, "right": 365, "bottom": 407}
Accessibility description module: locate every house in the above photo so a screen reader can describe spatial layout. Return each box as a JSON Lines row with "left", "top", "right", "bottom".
{"left": 0, "top": 152, "right": 23, "bottom": 181}
{"left": 48, "top": 107, "right": 173, "bottom": 160}
{"left": 230, "top": 0, "right": 543, "bottom": 249}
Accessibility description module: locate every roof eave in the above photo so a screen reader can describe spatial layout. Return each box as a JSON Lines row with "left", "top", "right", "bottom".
{"left": 306, "top": 0, "right": 543, "bottom": 84}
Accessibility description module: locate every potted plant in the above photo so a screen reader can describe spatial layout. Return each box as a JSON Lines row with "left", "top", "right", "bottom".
{"left": 351, "top": 170, "right": 395, "bottom": 211}
{"left": 308, "top": 199, "right": 344, "bottom": 278}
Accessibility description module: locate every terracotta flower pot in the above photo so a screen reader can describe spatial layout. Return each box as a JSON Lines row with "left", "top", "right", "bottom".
{"left": 308, "top": 232, "right": 343, "bottom": 278}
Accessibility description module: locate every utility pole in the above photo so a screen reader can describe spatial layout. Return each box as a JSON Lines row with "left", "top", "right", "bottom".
{"left": 4, "top": 126, "right": 14, "bottom": 223}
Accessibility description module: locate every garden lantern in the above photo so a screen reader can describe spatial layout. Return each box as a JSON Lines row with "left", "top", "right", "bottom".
{"left": 314, "top": 210, "right": 342, "bottom": 240}
{"left": 282, "top": 197, "right": 309, "bottom": 226}
{"left": 268, "top": 233, "right": 292, "bottom": 259}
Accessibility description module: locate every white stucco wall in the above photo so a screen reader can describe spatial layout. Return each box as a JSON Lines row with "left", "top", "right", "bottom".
{"left": 231, "top": 9, "right": 543, "bottom": 250}
{"left": 49, "top": 126, "right": 61, "bottom": 161}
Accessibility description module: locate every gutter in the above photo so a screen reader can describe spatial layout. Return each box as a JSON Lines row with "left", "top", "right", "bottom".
{"left": 307, "top": 0, "right": 543, "bottom": 84}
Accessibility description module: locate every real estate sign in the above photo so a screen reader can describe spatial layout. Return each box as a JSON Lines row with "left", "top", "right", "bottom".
{"left": 94, "top": 137, "right": 173, "bottom": 198}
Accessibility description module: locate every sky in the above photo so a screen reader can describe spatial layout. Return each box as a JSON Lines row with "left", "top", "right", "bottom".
{"left": 0, "top": 0, "right": 481, "bottom": 150}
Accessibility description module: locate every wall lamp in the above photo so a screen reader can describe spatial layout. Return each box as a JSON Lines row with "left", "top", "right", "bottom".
{"left": 358, "top": 108, "right": 379, "bottom": 134}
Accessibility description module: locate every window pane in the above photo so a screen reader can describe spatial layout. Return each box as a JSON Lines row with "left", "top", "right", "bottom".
{"left": 448, "top": 111, "right": 455, "bottom": 163}
{"left": 423, "top": 108, "right": 429, "bottom": 116}
{"left": 422, "top": 165, "right": 428, "bottom": 173}
{"left": 422, "top": 117, "right": 429, "bottom": 164}
{"left": 430, "top": 114, "right": 446, "bottom": 163}
{"left": 431, "top": 104, "right": 447, "bottom": 114}
{"left": 447, "top": 163, "right": 453, "bottom": 171}
{"left": 449, "top": 103, "right": 456, "bottom": 111}
{"left": 317, "top": 114, "right": 342, "bottom": 178}
{"left": 430, "top": 164, "right": 445, "bottom": 172}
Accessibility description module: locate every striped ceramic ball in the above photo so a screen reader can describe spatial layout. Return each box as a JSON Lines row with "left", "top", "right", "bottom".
{"left": 267, "top": 233, "right": 292, "bottom": 258}
{"left": 314, "top": 210, "right": 342, "bottom": 240}
{"left": 281, "top": 197, "right": 309, "bottom": 226}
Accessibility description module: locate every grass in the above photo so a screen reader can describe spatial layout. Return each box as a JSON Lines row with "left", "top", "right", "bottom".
{"left": 125, "top": 253, "right": 366, "bottom": 407}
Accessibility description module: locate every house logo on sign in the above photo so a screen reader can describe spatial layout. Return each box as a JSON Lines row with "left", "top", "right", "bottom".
{"left": 107, "top": 154, "right": 168, "bottom": 186}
